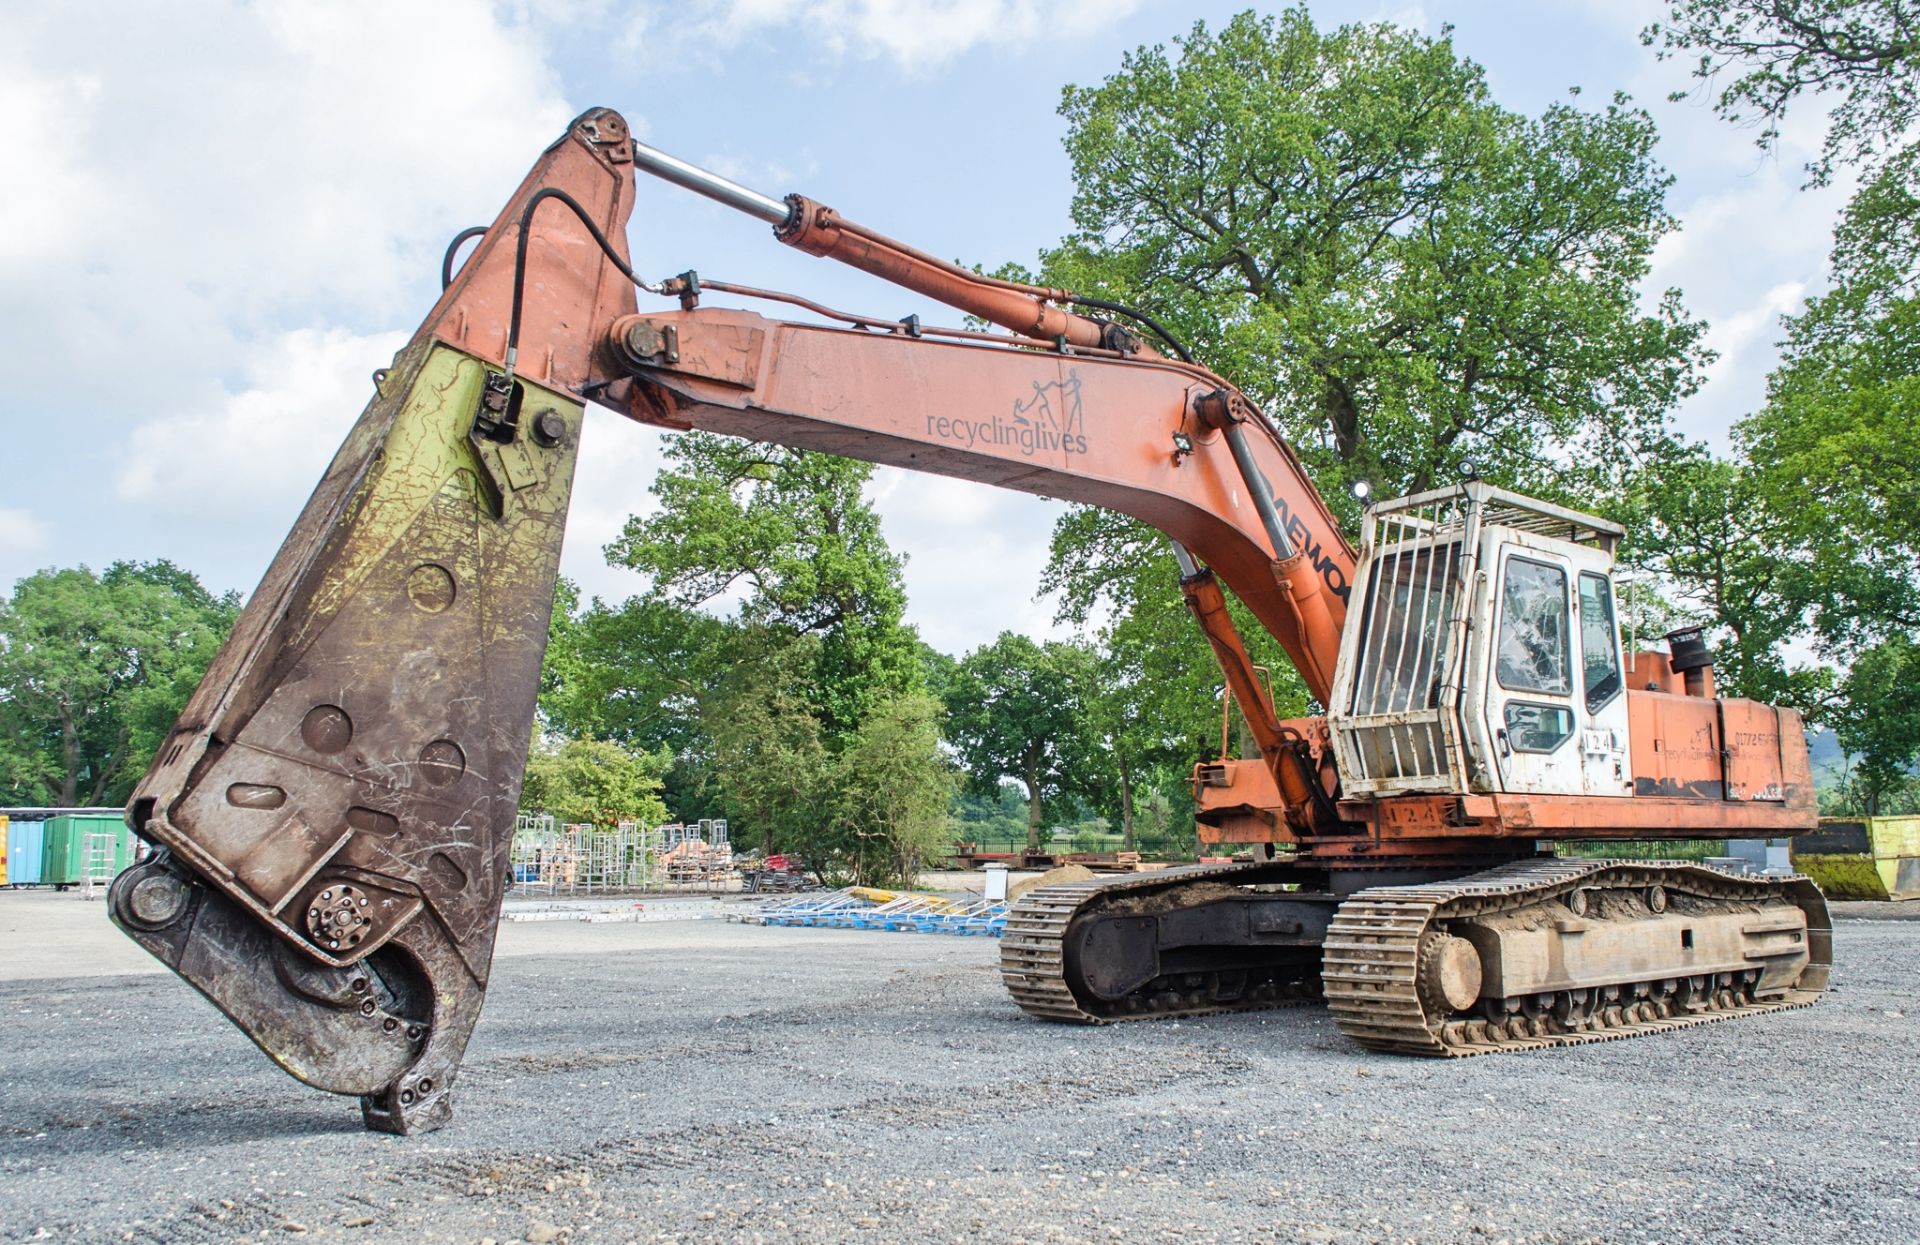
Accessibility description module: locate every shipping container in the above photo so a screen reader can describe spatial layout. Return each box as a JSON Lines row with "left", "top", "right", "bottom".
{"left": 42, "top": 814, "right": 135, "bottom": 889}
{"left": 7, "top": 819, "right": 46, "bottom": 886}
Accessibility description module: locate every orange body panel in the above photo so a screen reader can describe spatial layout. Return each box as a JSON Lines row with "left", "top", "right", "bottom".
{"left": 424, "top": 113, "right": 638, "bottom": 390}
{"left": 1195, "top": 700, "right": 1815, "bottom": 854}
{"left": 1720, "top": 698, "right": 1792, "bottom": 801}
{"left": 1628, "top": 690, "right": 1727, "bottom": 801}
{"left": 1625, "top": 691, "right": 1791, "bottom": 803}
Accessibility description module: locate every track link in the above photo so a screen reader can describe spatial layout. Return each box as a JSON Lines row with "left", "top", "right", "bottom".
{"left": 999, "top": 862, "right": 1323, "bottom": 1025}
{"left": 1322, "top": 859, "right": 1832, "bottom": 1056}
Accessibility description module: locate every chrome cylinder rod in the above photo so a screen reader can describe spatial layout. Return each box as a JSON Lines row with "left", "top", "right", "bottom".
{"left": 1221, "top": 424, "right": 1298, "bottom": 561}
{"left": 630, "top": 139, "right": 792, "bottom": 225}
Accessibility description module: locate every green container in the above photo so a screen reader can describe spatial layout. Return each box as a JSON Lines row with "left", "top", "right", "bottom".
{"left": 42, "top": 814, "right": 135, "bottom": 887}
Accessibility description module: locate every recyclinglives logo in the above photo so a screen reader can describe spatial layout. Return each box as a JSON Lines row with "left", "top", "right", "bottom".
{"left": 925, "top": 373, "right": 1091, "bottom": 457}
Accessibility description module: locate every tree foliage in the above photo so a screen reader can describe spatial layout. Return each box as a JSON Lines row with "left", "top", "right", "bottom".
{"left": 1645, "top": 0, "right": 1920, "bottom": 184}
{"left": 604, "top": 432, "right": 919, "bottom": 735}
{"left": 827, "top": 692, "right": 954, "bottom": 886}
{"left": 1628, "top": 446, "right": 1834, "bottom": 711}
{"left": 1048, "top": 7, "right": 1707, "bottom": 502}
{"left": 1831, "top": 635, "right": 1920, "bottom": 814}
{"left": 1033, "top": 9, "right": 1708, "bottom": 784}
{"left": 541, "top": 431, "right": 945, "bottom": 879}
{"left": 1041, "top": 508, "right": 1298, "bottom": 848}
{"left": 1645, "top": 3, "right": 1920, "bottom": 800}
{"left": 520, "top": 734, "right": 671, "bottom": 828}
{"left": 1734, "top": 173, "right": 1920, "bottom": 651}
{"left": 943, "top": 632, "right": 1099, "bottom": 852}
{"left": 0, "top": 561, "right": 238, "bottom": 807}
{"left": 702, "top": 630, "right": 833, "bottom": 856}
{"left": 703, "top": 639, "right": 950, "bottom": 886}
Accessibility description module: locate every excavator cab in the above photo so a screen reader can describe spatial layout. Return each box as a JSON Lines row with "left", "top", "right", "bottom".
{"left": 1328, "top": 482, "right": 1632, "bottom": 801}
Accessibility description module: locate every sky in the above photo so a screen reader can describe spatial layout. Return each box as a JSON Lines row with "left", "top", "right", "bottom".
{"left": 0, "top": 0, "right": 1852, "bottom": 657}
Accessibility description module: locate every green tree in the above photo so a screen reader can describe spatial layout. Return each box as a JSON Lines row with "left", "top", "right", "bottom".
{"left": 1043, "top": 504, "right": 1305, "bottom": 740}
{"left": 545, "top": 430, "right": 928, "bottom": 846}
{"left": 1644, "top": 0, "right": 1920, "bottom": 184}
{"left": 948, "top": 782, "right": 1031, "bottom": 851}
{"left": 701, "top": 637, "right": 950, "bottom": 885}
{"left": 520, "top": 734, "right": 671, "bottom": 828}
{"left": 1627, "top": 446, "right": 1835, "bottom": 711}
{"left": 542, "top": 583, "right": 732, "bottom": 754}
{"left": 1047, "top": 8, "right": 1706, "bottom": 502}
{"left": 1831, "top": 636, "right": 1920, "bottom": 814}
{"left": 827, "top": 692, "right": 954, "bottom": 886}
{"left": 703, "top": 631, "right": 833, "bottom": 857}
{"left": 944, "top": 632, "right": 1099, "bottom": 852}
{"left": 604, "top": 433, "right": 919, "bottom": 736}
{"left": 0, "top": 561, "right": 238, "bottom": 807}
{"left": 1645, "top": 2, "right": 1920, "bottom": 799}
{"left": 1735, "top": 187, "right": 1920, "bottom": 649}
{"left": 1033, "top": 9, "right": 1707, "bottom": 781}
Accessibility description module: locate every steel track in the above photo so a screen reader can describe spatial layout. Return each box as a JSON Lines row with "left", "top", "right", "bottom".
{"left": 1000, "top": 858, "right": 1832, "bottom": 1055}
{"left": 1322, "top": 859, "right": 1832, "bottom": 1056}
{"left": 998, "top": 862, "right": 1323, "bottom": 1024}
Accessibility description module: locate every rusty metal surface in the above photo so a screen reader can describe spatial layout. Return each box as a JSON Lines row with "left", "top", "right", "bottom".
{"left": 1000, "top": 862, "right": 1331, "bottom": 1024}
{"left": 117, "top": 110, "right": 635, "bottom": 1134}
{"left": 1322, "top": 859, "right": 1832, "bottom": 1055}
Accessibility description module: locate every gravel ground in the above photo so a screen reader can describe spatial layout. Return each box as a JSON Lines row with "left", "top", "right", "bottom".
{"left": 0, "top": 890, "right": 1914, "bottom": 1245}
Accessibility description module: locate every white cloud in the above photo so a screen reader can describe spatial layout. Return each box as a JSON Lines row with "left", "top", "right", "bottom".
{"left": 116, "top": 327, "right": 409, "bottom": 518}
{"left": 559, "top": 410, "right": 672, "bottom": 606}
{"left": 1701, "top": 281, "right": 1807, "bottom": 374}
{"left": 869, "top": 470, "right": 1070, "bottom": 655}
{"left": 660, "top": 0, "right": 1147, "bottom": 74}
{"left": 1577, "top": 7, "right": 1856, "bottom": 446}
{"left": 1371, "top": 3, "right": 1428, "bottom": 32}
{"left": 0, "top": 508, "right": 51, "bottom": 559}
{"left": 2, "top": 0, "right": 582, "bottom": 596}
{"left": 0, "top": 0, "right": 576, "bottom": 412}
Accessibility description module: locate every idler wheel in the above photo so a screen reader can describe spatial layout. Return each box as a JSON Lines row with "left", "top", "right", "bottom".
{"left": 1417, "top": 934, "right": 1483, "bottom": 1014}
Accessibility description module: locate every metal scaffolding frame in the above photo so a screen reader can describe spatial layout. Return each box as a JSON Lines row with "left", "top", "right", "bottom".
{"left": 508, "top": 815, "right": 736, "bottom": 896}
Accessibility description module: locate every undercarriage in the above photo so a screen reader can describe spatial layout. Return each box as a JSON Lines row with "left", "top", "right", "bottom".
{"left": 1001, "top": 857, "right": 1831, "bottom": 1053}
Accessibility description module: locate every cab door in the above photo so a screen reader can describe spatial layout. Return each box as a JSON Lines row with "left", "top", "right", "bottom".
{"left": 1573, "top": 567, "right": 1634, "bottom": 798}
{"left": 1481, "top": 547, "right": 1586, "bottom": 794}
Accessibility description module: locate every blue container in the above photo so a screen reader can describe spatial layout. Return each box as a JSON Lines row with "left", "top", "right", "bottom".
{"left": 7, "top": 819, "right": 46, "bottom": 885}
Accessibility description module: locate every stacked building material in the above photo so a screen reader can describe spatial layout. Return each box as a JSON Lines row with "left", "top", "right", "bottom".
{"left": 745, "top": 887, "right": 1008, "bottom": 936}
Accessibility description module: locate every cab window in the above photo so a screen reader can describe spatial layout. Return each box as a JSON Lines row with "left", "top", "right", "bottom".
{"left": 1503, "top": 702, "right": 1575, "bottom": 752}
{"left": 1495, "top": 557, "right": 1571, "bottom": 695}
{"left": 1579, "top": 572, "right": 1622, "bottom": 711}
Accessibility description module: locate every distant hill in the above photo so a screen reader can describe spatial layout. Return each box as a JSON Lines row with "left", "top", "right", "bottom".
{"left": 1807, "top": 727, "right": 1846, "bottom": 786}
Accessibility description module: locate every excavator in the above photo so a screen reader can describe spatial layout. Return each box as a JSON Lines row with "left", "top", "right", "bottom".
{"left": 108, "top": 109, "right": 1831, "bottom": 1134}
